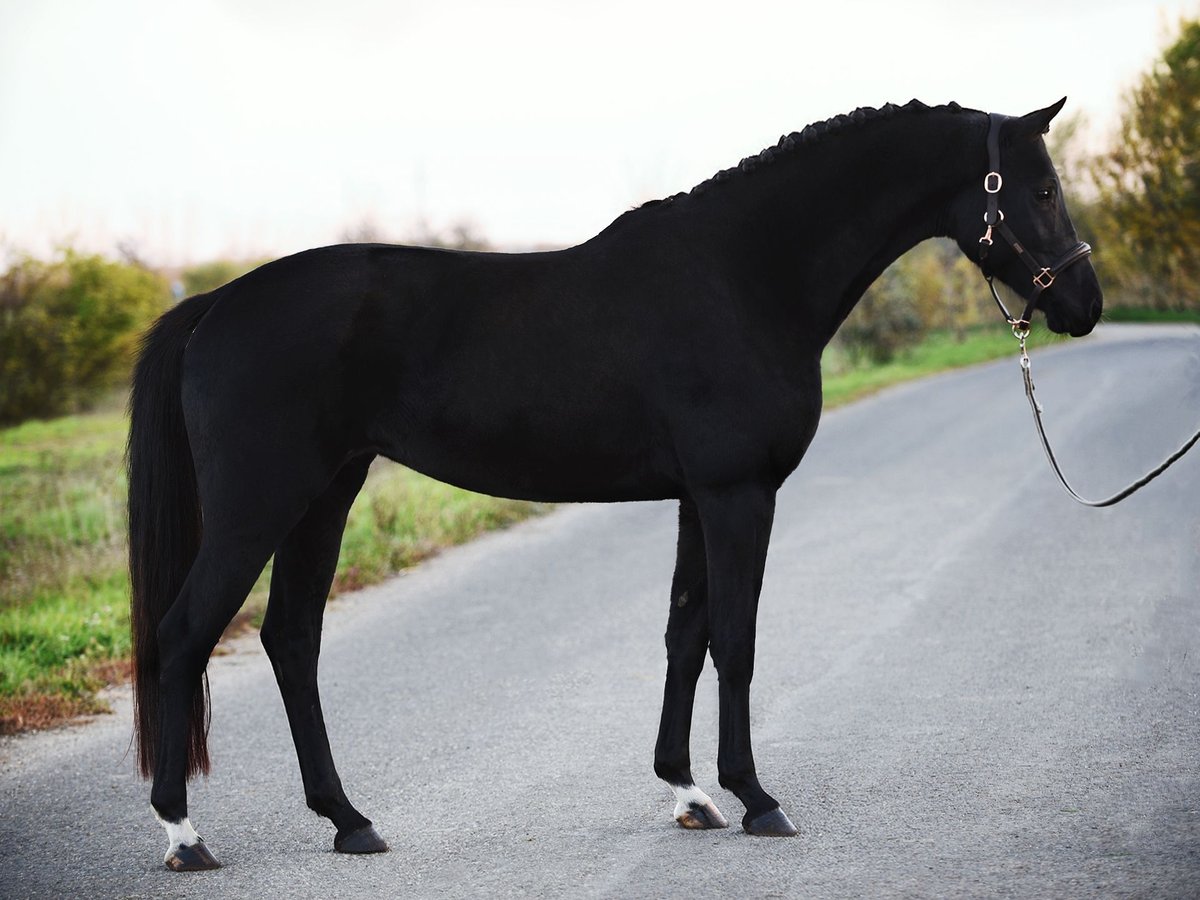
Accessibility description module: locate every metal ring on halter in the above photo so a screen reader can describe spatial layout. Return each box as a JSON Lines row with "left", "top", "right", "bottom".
{"left": 975, "top": 114, "right": 1200, "bottom": 508}
{"left": 1033, "top": 268, "right": 1055, "bottom": 290}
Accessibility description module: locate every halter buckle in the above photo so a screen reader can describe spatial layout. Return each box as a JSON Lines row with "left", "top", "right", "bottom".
{"left": 1032, "top": 268, "right": 1055, "bottom": 290}
{"left": 984, "top": 172, "right": 1003, "bottom": 193}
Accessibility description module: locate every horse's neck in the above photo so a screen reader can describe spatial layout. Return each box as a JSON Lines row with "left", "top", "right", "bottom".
{"left": 702, "top": 110, "right": 986, "bottom": 347}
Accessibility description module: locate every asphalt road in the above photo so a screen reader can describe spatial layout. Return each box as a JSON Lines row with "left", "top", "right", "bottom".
{"left": 2, "top": 324, "right": 1199, "bottom": 899}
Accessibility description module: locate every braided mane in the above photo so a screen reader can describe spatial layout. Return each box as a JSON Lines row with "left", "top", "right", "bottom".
{"left": 641, "top": 99, "right": 973, "bottom": 209}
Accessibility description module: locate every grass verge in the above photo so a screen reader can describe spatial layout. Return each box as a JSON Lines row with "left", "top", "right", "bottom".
{"left": 0, "top": 415, "right": 548, "bottom": 733}
{"left": 821, "top": 325, "right": 1056, "bottom": 408}
{"left": 0, "top": 322, "right": 1080, "bottom": 734}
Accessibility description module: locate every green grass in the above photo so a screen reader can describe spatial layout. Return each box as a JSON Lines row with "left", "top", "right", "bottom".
{"left": 821, "top": 325, "right": 1057, "bottom": 408}
{"left": 0, "top": 320, "right": 1138, "bottom": 732}
{"left": 0, "top": 412, "right": 548, "bottom": 731}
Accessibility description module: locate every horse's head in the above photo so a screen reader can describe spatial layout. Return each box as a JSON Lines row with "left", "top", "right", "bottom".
{"left": 950, "top": 99, "right": 1102, "bottom": 337}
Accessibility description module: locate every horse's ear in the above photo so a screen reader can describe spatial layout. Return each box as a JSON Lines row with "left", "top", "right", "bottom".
{"left": 1006, "top": 98, "right": 1068, "bottom": 142}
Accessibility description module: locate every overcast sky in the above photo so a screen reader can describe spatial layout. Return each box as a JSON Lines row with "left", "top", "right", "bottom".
{"left": 0, "top": 0, "right": 1193, "bottom": 265}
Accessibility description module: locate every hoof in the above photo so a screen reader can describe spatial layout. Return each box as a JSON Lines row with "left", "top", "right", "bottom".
{"left": 671, "top": 785, "right": 729, "bottom": 830}
{"left": 676, "top": 800, "right": 730, "bottom": 830}
{"left": 334, "top": 824, "right": 389, "bottom": 854}
{"left": 743, "top": 806, "right": 799, "bottom": 837}
{"left": 165, "top": 839, "right": 221, "bottom": 871}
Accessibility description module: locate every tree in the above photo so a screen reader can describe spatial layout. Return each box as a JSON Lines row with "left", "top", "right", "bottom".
{"left": 1092, "top": 17, "right": 1200, "bottom": 309}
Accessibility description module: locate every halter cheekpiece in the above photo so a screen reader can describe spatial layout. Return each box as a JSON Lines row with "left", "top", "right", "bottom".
{"left": 978, "top": 111, "right": 1200, "bottom": 507}
{"left": 977, "top": 113, "right": 1092, "bottom": 336}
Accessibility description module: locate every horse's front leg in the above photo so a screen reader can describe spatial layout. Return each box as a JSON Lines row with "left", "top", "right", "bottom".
{"left": 654, "top": 499, "right": 728, "bottom": 830}
{"left": 695, "top": 483, "right": 797, "bottom": 836}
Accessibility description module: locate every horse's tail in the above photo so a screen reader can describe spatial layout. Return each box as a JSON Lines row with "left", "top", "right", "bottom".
{"left": 127, "top": 289, "right": 220, "bottom": 779}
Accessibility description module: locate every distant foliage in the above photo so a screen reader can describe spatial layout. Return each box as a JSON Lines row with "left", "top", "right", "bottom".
{"left": 339, "top": 216, "right": 493, "bottom": 251}
{"left": 0, "top": 250, "right": 170, "bottom": 424}
{"left": 838, "top": 267, "right": 925, "bottom": 365}
{"left": 415, "top": 221, "right": 492, "bottom": 251}
{"left": 836, "top": 240, "right": 993, "bottom": 365}
{"left": 1090, "top": 16, "right": 1200, "bottom": 309}
{"left": 181, "top": 259, "right": 260, "bottom": 296}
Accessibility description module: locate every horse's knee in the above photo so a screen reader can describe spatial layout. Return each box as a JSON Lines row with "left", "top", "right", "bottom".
{"left": 665, "top": 644, "right": 706, "bottom": 681}
{"left": 708, "top": 643, "right": 755, "bottom": 684}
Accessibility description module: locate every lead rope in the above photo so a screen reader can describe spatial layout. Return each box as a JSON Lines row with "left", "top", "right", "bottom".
{"left": 1014, "top": 326, "right": 1200, "bottom": 507}
{"left": 977, "top": 109, "right": 1199, "bottom": 506}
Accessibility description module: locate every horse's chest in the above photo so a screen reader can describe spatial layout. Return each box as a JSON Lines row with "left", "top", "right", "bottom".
{"left": 672, "top": 378, "right": 822, "bottom": 488}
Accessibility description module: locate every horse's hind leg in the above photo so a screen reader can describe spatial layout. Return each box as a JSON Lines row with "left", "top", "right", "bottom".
{"left": 149, "top": 439, "right": 341, "bottom": 870}
{"left": 259, "top": 454, "right": 388, "bottom": 855}
{"left": 151, "top": 492, "right": 309, "bottom": 869}
{"left": 654, "top": 499, "right": 728, "bottom": 830}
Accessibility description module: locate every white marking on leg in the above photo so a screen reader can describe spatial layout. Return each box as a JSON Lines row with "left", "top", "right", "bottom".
{"left": 668, "top": 783, "right": 729, "bottom": 828}
{"left": 153, "top": 808, "right": 201, "bottom": 860}
{"left": 671, "top": 784, "right": 714, "bottom": 820}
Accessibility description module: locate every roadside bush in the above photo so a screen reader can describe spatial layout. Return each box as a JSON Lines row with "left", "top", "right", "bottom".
{"left": 838, "top": 253, "right": 927, "bottom": 364}
{"left": 181, "top": 259, "right": 259, "bottom": 296}
{"left": 0, "top": 250, "right": 170, "bottom": 425}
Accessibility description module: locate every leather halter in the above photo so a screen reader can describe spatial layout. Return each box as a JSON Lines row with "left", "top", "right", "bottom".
{"left": 976, "top": 114, "right": 1200, "bottom": 508}
{"left": 976, "top": 113, "right": 1092, "bottom": 333}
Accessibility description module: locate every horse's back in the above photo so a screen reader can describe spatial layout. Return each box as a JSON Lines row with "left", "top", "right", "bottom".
{"left": 180, "top": 236, "right": 821, "bottom": 502}
{"left": 178, "top": 242, "right": 693, "bottom": 500}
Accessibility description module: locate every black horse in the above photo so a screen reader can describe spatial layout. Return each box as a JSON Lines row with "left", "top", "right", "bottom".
{"left": 128, "top": 99, "right": 1101, "bottom": 870}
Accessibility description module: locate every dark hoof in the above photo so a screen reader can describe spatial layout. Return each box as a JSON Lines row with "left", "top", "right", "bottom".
{"left": 335, "top": 824, "right": 389, "bottom": 854}
{"left": 677, "top": 800, "right": 730, "bottom": 830}
{"left": 743, "top": 806, "right": 799, "bottom": 837}
{"left": 165, "top": 839, "right": 221, "bottom": 871}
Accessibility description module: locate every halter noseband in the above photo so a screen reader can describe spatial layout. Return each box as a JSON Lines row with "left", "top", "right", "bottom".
{"left": 977, "top": 113, "right": 1092, "bottom": 335}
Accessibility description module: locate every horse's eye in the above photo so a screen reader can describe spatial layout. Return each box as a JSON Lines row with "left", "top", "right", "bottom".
{"left": 1035, "top": 187, "right": 1055, "bottom": 204}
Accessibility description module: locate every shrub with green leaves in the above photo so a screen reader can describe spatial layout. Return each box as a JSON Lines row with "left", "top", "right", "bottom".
{"left": 181, "top": 258, "right": 261, "bottom": 296}
{"left": 0, "top": 250, "right": 170, "bottom": 425}
{"left": 838, "top": 255, "right": 927, "bottom": 365}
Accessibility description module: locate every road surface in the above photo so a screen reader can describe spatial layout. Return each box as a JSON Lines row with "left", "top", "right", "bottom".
{"left": 2, "top": 324, "right": 1198, "bottom": 898}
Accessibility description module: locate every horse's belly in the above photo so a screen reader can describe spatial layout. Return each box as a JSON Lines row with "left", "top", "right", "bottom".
{"left": 378, "top": 404, "right": 680, "bottom": 503}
